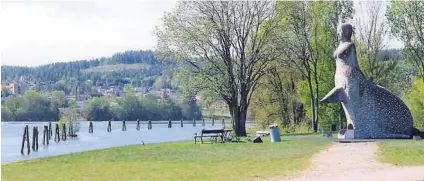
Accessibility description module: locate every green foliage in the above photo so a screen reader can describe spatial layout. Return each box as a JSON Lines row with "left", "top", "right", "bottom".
{"left": 403, "top": 78, "right": 424, "bottom": 128}
{"left": 1, "top": 107, "right": 13, "bottom": 121}
{"left": 3, "top": 90, "right": 59, "bottom": 121}
{"left": 49, "top": 91, "right": 67, "bottom": 108}
{"left": 59, "top": 116, "right": 81, "bottom": 134}
{"left": 81, "top": 92, "right": 200, "bottom": 121}
{"left": 387, "top": 1, "right": 424, "bottom": 80}
{"left": 1, "top": 87, "right": 11, "bottom": 97}
{"left": 83, "top": 97, "right": 113, "bottom": 121}
{"left": 178, "top": 93, "right": 202, "bottom": 120}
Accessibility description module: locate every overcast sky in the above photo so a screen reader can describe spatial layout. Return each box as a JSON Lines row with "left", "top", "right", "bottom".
{"left": 1, "top": 0, "right": 403, "bottom": 66}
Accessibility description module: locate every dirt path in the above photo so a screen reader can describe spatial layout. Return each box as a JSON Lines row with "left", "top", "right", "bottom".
{"left": 275, "top": 142, "right": 424, "bottom": 181}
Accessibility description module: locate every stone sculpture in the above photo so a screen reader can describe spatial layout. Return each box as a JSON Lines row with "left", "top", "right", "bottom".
{"left": 320, "top": 23, "right": 413, "bottom": 139}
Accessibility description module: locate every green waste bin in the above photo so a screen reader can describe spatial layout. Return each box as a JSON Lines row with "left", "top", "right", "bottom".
{"left": 269, "top": 124, "right": 281, "bottom": 142}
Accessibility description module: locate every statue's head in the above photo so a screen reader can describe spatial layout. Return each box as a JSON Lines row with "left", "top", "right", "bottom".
{"left": 340, "top": 23, "right": 353, "bottom": 42}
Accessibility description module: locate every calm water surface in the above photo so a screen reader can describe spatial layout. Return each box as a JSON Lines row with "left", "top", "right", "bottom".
{"left": 2, "top": 120, "right": 249, "bottom": 164}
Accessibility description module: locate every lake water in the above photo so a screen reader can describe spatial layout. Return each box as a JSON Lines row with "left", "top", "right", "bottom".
{"left": 2, "top": 120, "right": 251, "bottom": 164}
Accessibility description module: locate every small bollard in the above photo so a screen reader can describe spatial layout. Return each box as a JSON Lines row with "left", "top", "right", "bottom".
{"left": 193, "top": 119, "right": 196, "bottom": 127}
{"left": 202, "top": 119, "right": 205, "bottom": 126}
{"left": 212, "top": 119, "right": 215, "bottom": 126}
{"left": 180, "top": 119, "right": 184, "bottom": 128}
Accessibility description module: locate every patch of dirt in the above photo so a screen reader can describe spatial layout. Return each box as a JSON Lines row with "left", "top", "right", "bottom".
{"left": 274, "top": 142, "right": 424, "bottom": 181}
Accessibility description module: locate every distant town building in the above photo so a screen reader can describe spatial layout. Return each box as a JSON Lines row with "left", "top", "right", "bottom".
{"left": 3, "top": 83, "right": 27, "bottom": 95}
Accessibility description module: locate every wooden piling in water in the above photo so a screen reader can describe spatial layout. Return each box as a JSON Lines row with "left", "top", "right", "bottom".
{"left": 202, "top": 119, "right": 205, "bottom": 126}
{"left": 88, "top": 121, "right": 93, "bottom": 133}
{"left": 122, "top": 120, "right": 126, "bottom": 131}
{"left": 48, "top": 122, "right": 52, "bottom": 140}
{"left": 180, "top": 119, "right": 184, "bottom": 127}
{"left": 148, "top": 120, "right": 152, "bottom": 130}
{"left": 21, "top": 125, "right": 27, "bottom": 155}
{"left": 26, "top": 125, "right": 30, "bottom": 155}
{"left": 212, "top": 119, "right": 215, "bottom": 126}
{"left": 168, "top": 119, "right": 172, "bottom": 128}
{"left": 107, "top": 121, "right": 112, "bottom": 132}
{"left": 34, "top": 127, "right": 39, "bottom": 151}
{"left": 89, "top": 121, "right": 93, "bottom": 133}
{"left": 62, "top": 123, "right": 67, "bottom": 141}
{"left": 43, "top": 126, "right": 49, "bottom": 145}
{"left": 136, "top": 119, "right": 140, "bottom": 130}
{"left": 222, "top": 119, "right": 225, "bottom": 129}
{"left": 55, "top": 124, "right": 60, "bottom": 143}
{"left": 193, "top": 119, "right": 196, "bottom": 127}
{"left": 32, "top": 127, "right": 36, "bottom": 151}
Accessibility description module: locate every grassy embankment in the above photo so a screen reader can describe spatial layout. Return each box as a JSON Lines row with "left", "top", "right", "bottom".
{"left": 378, "top": 140, "right": 424, "bottom": 166}
{"left": 2, "top": 138, "right": 331, "bottom": 181}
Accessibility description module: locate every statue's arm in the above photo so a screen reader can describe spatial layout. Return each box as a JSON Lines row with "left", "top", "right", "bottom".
{"left": 320, "top": 86, "right": 346, "bottom": 104}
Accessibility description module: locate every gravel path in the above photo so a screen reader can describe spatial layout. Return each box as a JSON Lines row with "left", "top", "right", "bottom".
{"left": 275, "top": 142, "right": 424, "bottom": 181}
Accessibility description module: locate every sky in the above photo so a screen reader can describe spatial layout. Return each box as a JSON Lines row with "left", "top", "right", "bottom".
{"left": 1, "top": 0, "right": 178, "bottom": 66}
{"left": 1, "top": 0, "right": 403, "bottom": 67}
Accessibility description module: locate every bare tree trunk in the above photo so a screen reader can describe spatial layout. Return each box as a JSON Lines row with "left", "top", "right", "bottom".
{"left": 307, "top": 75, "right": 317, "bottom": 132}
{"left": 314, "top": 72, "right": 319, "bottom": 132}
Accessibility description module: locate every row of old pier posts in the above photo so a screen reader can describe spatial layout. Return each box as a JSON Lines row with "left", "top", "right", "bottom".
{"left": 19, "top": 118, "right": 228, "bottom": 155}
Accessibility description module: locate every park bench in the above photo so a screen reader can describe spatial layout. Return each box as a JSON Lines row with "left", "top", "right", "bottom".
{"left": 194, "top": 129, "right": 225, "bottom": 144}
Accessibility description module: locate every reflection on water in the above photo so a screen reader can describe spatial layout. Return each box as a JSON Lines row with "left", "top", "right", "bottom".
{"left": 1, "top": 120, "right": 251, "bottom": 164}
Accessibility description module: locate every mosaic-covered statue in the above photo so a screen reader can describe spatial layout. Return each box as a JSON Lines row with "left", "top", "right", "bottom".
{"left": 320, "top": 23, "right": 413, "bottom": 139}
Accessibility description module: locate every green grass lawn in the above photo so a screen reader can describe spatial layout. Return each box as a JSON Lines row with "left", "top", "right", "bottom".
{"left": 2, "top": 140, "right": 331, "bottom": 181}
{"left": 378, "top": 140, "right": 424, "bottom": 166}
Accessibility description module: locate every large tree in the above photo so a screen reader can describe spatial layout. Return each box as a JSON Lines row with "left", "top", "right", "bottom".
{"left": 273, "top": 1, "right": 353, "bottom": 132}
{"left": 356, "top": 1, "right": 397, "bottom": 86}
{"left": 387, "top": 1, "right": 424, "bottom": 81}
{"left": 156, "top": 1, "right": 284, "bottom": 136}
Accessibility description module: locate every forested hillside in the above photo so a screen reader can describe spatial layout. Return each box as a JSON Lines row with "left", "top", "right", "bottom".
{"left": 1, "top": 50, "right": 178, "bottom": 94}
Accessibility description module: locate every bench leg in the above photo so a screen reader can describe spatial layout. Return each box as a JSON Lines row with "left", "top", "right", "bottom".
{"left": 194, "top": 136, "right": 197, "bottom": 144}
{"left": 201, "top": 137, "right": 204, "bottom": 144}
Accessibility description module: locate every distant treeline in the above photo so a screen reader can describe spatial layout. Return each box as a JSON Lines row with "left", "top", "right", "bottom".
{"left": 1, "top": 50, "right": 178, "bottom": 94}
{"left": 1, "top": 90, "right": 202, "bottom": 122}
{"left": 83, "top": 93, "right": 202, "bottom": 121}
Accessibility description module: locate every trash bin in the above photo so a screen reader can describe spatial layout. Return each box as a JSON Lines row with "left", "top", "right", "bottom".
{"left": 269, "top": 124, "right": 281, "bottom": 142}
